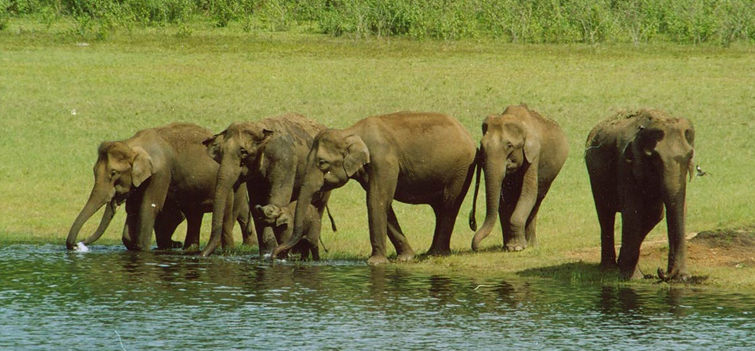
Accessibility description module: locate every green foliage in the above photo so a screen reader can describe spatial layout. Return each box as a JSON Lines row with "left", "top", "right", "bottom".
{"left": 2, "top": 0, "right": 755, "bottom": 44}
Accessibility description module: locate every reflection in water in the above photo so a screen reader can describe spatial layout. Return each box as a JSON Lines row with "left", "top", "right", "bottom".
{"left": 1, "top": 245, "right": 754, "bottom": 350}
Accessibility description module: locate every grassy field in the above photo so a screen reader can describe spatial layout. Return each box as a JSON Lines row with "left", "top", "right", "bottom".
{"left": 1, "top": 19, "right": 754, "bottom": 289}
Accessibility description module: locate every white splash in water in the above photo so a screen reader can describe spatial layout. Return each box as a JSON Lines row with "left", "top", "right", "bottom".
{"left": 75, "top": 242, "right": 90, "bottom": 252}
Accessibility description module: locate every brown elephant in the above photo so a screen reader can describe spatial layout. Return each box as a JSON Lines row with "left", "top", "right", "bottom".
{"left": 585, "top": 109, "right": 695, "bottom": 281}
{"left": 254, "top": 201, "right": 323, "bottom": 260}
{"left": 468, "top": 104, "right": 569, "bottom": 252}
{"left": 200, "top": 113, "right": 329, "bottom": 257}
{"left": 66, "top": 123, "right": 256, "bottom": 251}
{"left": 273, "top": 111, "right": 477, "bottom": 265}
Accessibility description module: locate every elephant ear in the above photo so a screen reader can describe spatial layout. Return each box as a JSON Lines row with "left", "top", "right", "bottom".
{"left": 523, "top": 124, "right": 541, "bottom": 164}
{"left": 343, "top": 135, "right": 370, "bottom": 177}
{"left": 203, "top": 134, "right": 223, "bottom": 162}
{"left": 276, "top": 210, "right": 292, "bottom": 228}
{"left": 131, "top": 146, "right": 154, "bottom": 187}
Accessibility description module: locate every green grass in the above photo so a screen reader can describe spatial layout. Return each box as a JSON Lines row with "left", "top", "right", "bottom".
{"left": 2, "top": 19, "right": 755, "bottom": 289}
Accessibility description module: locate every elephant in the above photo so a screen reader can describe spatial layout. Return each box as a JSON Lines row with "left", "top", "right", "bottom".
{"left": 585, "top": 109, "right": 695, "bottom": 281}
{"left": 66, "top": 123, "right": 256, "bottom": 251}
{"left": 468, "top": 104, "right": 569, "bottom": 252}
{"left": 254, "top": 201, "right": 323, "bottom": 260}
{"left": 200, "top": 113, "right": 329, "bottom": 257}
{"left": 273, "top": 111, "right": 477, "bottom": 265}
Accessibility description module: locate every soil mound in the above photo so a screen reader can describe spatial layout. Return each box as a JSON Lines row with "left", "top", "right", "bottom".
{"left": 691, "top": 226, "right": 755, "bottom": 248}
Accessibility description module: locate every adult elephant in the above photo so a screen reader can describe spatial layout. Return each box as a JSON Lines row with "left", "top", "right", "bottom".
{"left": 585, "top": 109, "right": 695, "bottom": 281}
{"left": 273, "top": 111, "right": 477, "bottom": 265}
{"left": 200, "top": 113, "right": 328, "bottom": 257}
{"left": 66, "top": 123, "right": 255, "bottom": 251}
{"left": 468, "top": 104, "right": 568, "bottom": 252}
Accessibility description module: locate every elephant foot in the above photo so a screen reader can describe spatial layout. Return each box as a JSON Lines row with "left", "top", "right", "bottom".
{"left": 658, "top": 268, "right": 691, "bottom": 283}
{"left": 599, "top": 260, "right": 619, "bottom": 271}
{"left": 504, "top": 244, "right": 526, "bottom": 252}
{"left": 367, "top": 254, "right": 390, "bottom": 265}
{"left": 183, "top": 243, "right": 200, "bottom": 252}
{"left": 620, "top": 266, "right": 645, "bottom": 280}
{"left": 396, "top": 251, "right": 416, "bottom": 262}
{"left": 426, "top": 247, "right": 451, "bottom": 256}
{"left": 242, "top": 237, "right": 258, "bottom": 247}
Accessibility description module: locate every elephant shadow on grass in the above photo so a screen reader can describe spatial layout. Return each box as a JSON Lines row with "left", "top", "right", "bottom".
{"left": 517, "top": 261, "right": 708, "bottom": 285}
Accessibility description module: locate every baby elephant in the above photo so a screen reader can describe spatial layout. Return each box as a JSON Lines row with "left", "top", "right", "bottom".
{"left": 254, "top": 202, "right": 322, "bottom": 260}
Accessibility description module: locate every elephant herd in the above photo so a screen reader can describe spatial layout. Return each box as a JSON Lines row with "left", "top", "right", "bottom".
{"left": 66, "top": 105, "right": 696, "bottom": 281}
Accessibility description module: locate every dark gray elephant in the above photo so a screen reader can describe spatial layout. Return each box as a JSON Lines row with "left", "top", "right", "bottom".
{"left": 469, "top": 104, "right": 569, "bottom": 252}
{"left": 200, "top": 113, "right": 329, "bottom": 257}
{"left": 66, "top": 123, "right": 255, "bottom": 251}
{"left": 585, "top": 109, "right": 695, "bottom": 281}
{"left": 254, "top": 201, "right": 323, "bottom": 260}
{"left": 273, "top": 111, "right": 477, "bottom": 265}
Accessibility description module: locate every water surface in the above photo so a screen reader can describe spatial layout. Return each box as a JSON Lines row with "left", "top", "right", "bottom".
{"left": 1, "top": 245, "right": 753, "bottom": 350}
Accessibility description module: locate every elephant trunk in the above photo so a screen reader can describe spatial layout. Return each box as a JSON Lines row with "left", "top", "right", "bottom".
{"left": 274, "top": 171, "right": 323, "bottom": 258}
{"left": 66, "top": 186, "right": 115, "bottom": 250}
{"left": 471, "top": 156, "right": 506, "bottom": 251}
{"left": 201, "top": 159, "right": 241, "bottom": 257}
{"left": 82, "top": 201, "right": 118, "bottom": 245}
{"left": 468, "top": 149, "right": 482, "bottom": 231}
{"left": 660, "top": 160, "right": 689, "bottom": 279}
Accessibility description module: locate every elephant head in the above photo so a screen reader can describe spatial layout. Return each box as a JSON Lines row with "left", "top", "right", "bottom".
{"left": 622, "top": 112, "right": 695, "bottom": 278}
{"left": 66, "top": 141, "right": 154, "bottom": 250}
{"left": 254, "top": 204, "right": 292, "bottom": 228}
{"left": 201, "top": 122, "right": 273, "bottom": 255}
{"left": 622, "top": 114, "right": 695, "bottom": 189}
{"left": 274, "top": 129, "right": 368, "bottom": 255}
{"left": 471, "top": 105, "right": 541, "bottom": 251}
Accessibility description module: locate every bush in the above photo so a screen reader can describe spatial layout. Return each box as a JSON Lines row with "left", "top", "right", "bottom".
{"left": 2, "top": 0, "right": 754, "bottom": 45}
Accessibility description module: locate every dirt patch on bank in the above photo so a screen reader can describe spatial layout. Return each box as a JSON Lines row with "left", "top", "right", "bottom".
{"left": 568, "top": 226, "right": 755, "bottom": 269}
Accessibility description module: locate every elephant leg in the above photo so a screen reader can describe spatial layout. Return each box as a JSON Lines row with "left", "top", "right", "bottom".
{"left": 365, "top": 168, "right": 398, "bottom": 265}
{"left": 498, "top": 184, "right": 518, "bottom": 250}
{"left": 237, "top": 209, "right": 257, "bottom": 247}
{"left": 253, "top": 217, "right": 278, "bottom": 257}
{"left": 132, "top": 175, "right": 170, "bottom": 250}
{"left": 183, "top": 211, "right": 203, "bottom": 251}
{"left": 386, "top": 206, "right": 415, "bottom": 261}
{"left": 154, "top": 206, "right": 184, "bottom": 250}
{"left": 617, "top": 199, "right": 663, "bottom": 280}
{"left": 426, "top": 205, "right": 457, "bottom": 256}
{"left": 596, "top": 205, "right": 618, "bottom": 270}
{"left": 506, "top": 168, "right": 538, "bottom": 252}
{"left": 428, "top": 171, "right": 472, "bottom": 256}
{"left": 524, "top": 193, "right": 547, "bottom": 248}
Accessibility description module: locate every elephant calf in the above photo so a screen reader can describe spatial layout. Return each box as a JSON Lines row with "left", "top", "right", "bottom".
{"left": 585, "top": 109, "right": 695, "bottom": 281}
{"left": 255, "top": 201, "right": 322, "bottom": 260}
{"left": 469, "top": 104, "right": 569, "bottom": 252}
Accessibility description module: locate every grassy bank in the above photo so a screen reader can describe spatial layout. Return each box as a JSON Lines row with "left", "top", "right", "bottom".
{"left": 1, "top": 21, "right": 754, "bottom": 289}
{"left": 2, "top": 0, "right": 755, "bottom": 45}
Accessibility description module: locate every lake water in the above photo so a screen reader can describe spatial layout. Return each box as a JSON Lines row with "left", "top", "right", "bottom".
{"left": 1, "top": 244, "right": 754, "bottom": 350}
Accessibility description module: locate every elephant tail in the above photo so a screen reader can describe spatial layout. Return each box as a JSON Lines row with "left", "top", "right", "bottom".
{"left": 326, "top": 203, "right": 337, "bottom": 232}
{"left": 468, "top": 148, "right": 482, "bottom": 231}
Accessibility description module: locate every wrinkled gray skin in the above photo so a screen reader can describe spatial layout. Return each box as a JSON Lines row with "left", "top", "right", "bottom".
{"left": 200, "top": 114, "right": 329, "bottom": 257}
{"left": 469, "top": 105, "right": 569, "bottom": 252}
{"left": 585, "top": 109, "right": 695, "bottom": 281}
{"left": 66, "top": 123, "right": 256, "bottom": 251}
{"left": 274, "top": 111, "right": 477, "bottom": 265}
{"left": 255, "top": 201, "right": 322, "bottom": 260}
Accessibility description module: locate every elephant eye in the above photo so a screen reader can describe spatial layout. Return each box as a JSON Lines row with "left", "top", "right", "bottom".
{"left": 239, "top": 147, "right": 249, "bottom": 158}
{"left": 110, "top": 170, "right": 118, "bottom": 178}
{"left": 317, "top": 159, "right": 330, "bottom": 171}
